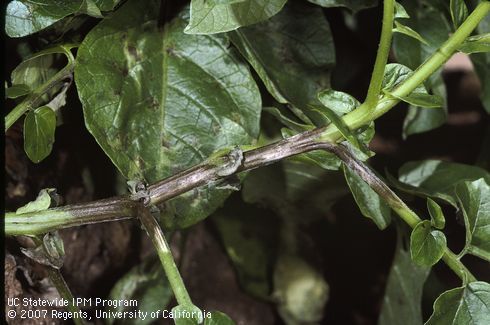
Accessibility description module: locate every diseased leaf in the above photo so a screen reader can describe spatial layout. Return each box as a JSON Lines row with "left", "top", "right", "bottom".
{"left": 75, "top": 0, "right": 261, "bottom": 229}
{"left": 307, "top": 0, "right": 378, "bottom": 13}
{"left": 185, "top": 0, "right": 287, "bottom": 34}
{"left": 397, "top": 160, "right": 490, "bottom": 207}
{"left": 393, "top": 21, "right": 428, "bottom": 45}
{"left": 172, "top": 304, "right": 203, "bottom": 325}
{"left": 450, "top": 0, "right": 468, "bottom": 29}
{"left": 24, "top": 106, "right": 57, "bottom": 163}
{"left": 392, "top": 1, "right": 450, "bottom": 136}
{"left": 229, "top": 2, "right": 335, "bottom": 122}
{"left": 343, "top": 164, "right": 391, "bottom": 229}
{"left": 426, "top": 281, "right": 490, "bottom": 325}
{"left": 204, "top": 311, "right": 235, "bottom": 325}
{"left": 456, "top": 179, "right": 490, "bottom": 262}
{"left": 410, "top": 220, "right": 446, "bottom": 266}
{"left": 16, "top": 188, "right": 55, "bottom": 214}
{"left": 107, "top": 258, "right": 172, "bottom": 325}
{"left": 378, "top": 233, "right": 430, "bottom": 325}
{"left": 427, "top": 198, "right": 445, "bottom": 230}
{"left": 459, "top": 33, "right": 490, "bottom": 54}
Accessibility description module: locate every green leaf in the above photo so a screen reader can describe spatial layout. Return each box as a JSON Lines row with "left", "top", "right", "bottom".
{"left": 16, "top": 188, "right": 55, "bottom": 214}
{"left": 470, "top": 14, "right": 490, "bottom": 113}
{"left": 378, "top": 232, "right": 430, "bottom": 325}
{"left": 24, "top": 106, "right": 57, "bottom": 163}
{"left": 79, "top": 0, "right": 103, "bottom": 18}
{"left": 204, "top": 311, "right": 235, "bottom": 325}
{"left": 343, "top": 165, "right": 391, "bottom": 230}
{"left": 410, "top": 220, "right": 446, "bottom": 266}
{"left": 317, "top": 89, "right": 361, "bottom": 116}
{"left": 427, "top": 198, "right": 445, "bottom": 230}
{"left": 397, "top": 160, "right": 490, "bottom": 207}
{"left": 394, "top": 1, "right": 409, "bottom": 19}
{"left": 393, "top": 21, "right": 428, "bottom": 45}
{"left": 386, "top": 91, "right": 444, "bottom": 108}
{"left": 459, "top": 33, "right": 490, "bottom": 54}
{"left": 92, "top": 0, "right": 119, "bottom": 11}
{"left": 75, "top": 0, "right": 261, "bottom": 229}
{"left": 273, "top": 254, "right": 329, "bottom": 324}
{"left": 392, "top": 1, "right": 450, "bottom": 136}
{"left": 306, "top": 0, "right": 378, "bottom": 13}
{"left": 6, "top": 84, "right": 31, "bottom": 99}
{"left": 107, "top": 258, "right": 172, "bottom": 325}
{"left": 426, "top": 281, "right": 490, "bottom": 325}
{"left": 172, "top": 304, "right": 203, "bottom": 325}
{"left": 184, "top": 0, "right": 287, "bottom": 34}
{"left": 264, "top": 107, "right": 313, "bottom": 132}
{"left": 456, "top": 179, "right": 490, "bottom": 262}
{"left": 229, "top": 2, "right": 335, "bottom": 122}
{"left": 450, "top": 0, "right": 468, "bottom": 29}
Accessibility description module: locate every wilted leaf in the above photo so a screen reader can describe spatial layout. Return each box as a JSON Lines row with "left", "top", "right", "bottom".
{"left": 397, "top": 160, "right": 490, "bottom": 207}
{"left": 107, "top": 258, "right": 172, "bottom": 325}
{"left": 229, "top": 2, "right": 335, "bottom": 122}
{"left": 426, "top": 281, "right": 490, "bottom": 325}
{"left": 185, "top": 0, "right": 287, "bottom": 34}
{"left": 410, "top": 220, "right": 446, "bottom": 266}
{"left": 24, "top": 106, "right": 57, "bottom": 163}
{"left": 75, "top": 0, "right": 261, "bottom": 229}
{"left": 343, "top": 165, "right": 391, "bottom": 229}
{"left": 456, "top": 179, "right": 490, "bottom": 262}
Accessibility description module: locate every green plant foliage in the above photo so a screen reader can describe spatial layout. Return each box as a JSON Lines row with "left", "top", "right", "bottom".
{"left": 450, "top": 0, "right": 469, "bottom": 29}
{"left": 393, "top": 21, "right": 428, "bottom": 45}
{"left": 378, "top": 232, "right": 430, "bottom": 325}
{"left": 426, "top": 281, "right": 490, "bottom": 325}
{"left": 427, "top": 198, "right": 445, "bottom": 230}
{"left": 470, "top": 14, "right": 490, "bottom": 113}
{"left": 185, "top": 0, "right": 287, "bottom": 34}
{"left": 396, "top": 160, "right": 490, "bottom": 207}
{"left": 6, "top": 84, "right": 31, "bottom": 99}
{"left": 16, "top": 188, "right": 55, "bottom": 214}
{"left": 75, "top": 0, "right": 261, "bottom": 228}
{"left": 172, "top": 304, "right": 203, "bottom": 325}
{"left": 107, "top": 258, "right": 173, "bottom": 325}
{"left": 343, "top": 165, "right": 391, "bottom": 229}
{"left": 456, "top": 178, "right": 490, "bottom": 262}
{"left": 410, "top": 220, "right": 446, "bottom": 266}
{"left": 24, "top": 106, "right": 57, "bottom": 163}
{"left": 392, "top": 0, "right": 450, "bottom": 137}
{"left": 229, "top": 1, "right": 335, "bottom": 121}
{"left": 204, "top": 311, "right": 235, "bottom": 325}
{"left": 307, "top": 0, "right": 378, "bottom": 13}
{"left": 459, "top": 33, "right": 490, "bottom": 54}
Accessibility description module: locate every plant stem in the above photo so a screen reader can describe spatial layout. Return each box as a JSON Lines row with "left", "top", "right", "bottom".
{"left": 331, "top": 144, "right": 477, "bottom": 283}
{"left": 137, "top": 205, "right": 192, "bottom": 306}
{"left": 5, "top": 62, "right": 74, "bottom": 132}
{"left": 364, "top": 0, "right": 395, "bottom": 109}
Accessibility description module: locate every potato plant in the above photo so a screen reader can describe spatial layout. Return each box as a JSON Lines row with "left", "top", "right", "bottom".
{"left": 4, "top": 0, "right": 490, "bottom": 324}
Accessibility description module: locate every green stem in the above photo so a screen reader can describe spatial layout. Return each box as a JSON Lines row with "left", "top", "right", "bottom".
{"left": 5, "top": 62, "right": 74, "bottom": 132}
{"left": 364, "top": 0, "right": 395, "bottom": 109}
{"left": 320, "top": 1, "right": 490, "bottom": 142}
{"left": 137, "top": 205, "right": 192, "bottom": 306}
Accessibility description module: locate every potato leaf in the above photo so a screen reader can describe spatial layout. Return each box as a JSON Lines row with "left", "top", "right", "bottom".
{"left": 410, "top": 220, "right": 446, "bottom": 266}
{"left": 24, "top": 106, "right": 57, "bottom": 163}
{"left": 427, "top": 198, "right": 445, "bottom": 230}
{"left": 306, "top": 0, "right": 377, "bottom": 13}
{"left": 204, "top": 311, "right": 235, "bottom": 325}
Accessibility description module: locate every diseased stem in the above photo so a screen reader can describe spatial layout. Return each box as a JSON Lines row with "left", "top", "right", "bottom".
{"left": 331, "top": 144, "right": 477, "bottom": 283}
{"left": 364, "top": 0, "right": 394, "bottom": 109}
{"left": 137, "top": 205, "right": 192, "bottom": 306}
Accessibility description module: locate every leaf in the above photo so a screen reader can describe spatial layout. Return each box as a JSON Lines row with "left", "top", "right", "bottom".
{"left": 306, "top": 0, "right": 378, "bottom": 13}
{"left": 378, "top": 231, "right": 430, "bottom": 325}
{"left": 92, "top": 0, "right": 119, "bottom": 11}
{"left": 317, "top": 89, "right": 361, "bottom": 116}
{"left": 459, "top": 33, "right": 490, "bottom": 54}
{"left": 172, "top": 304, "right": 203, "bottom": 325}
{"left": 229, "top": 1, "right": 335, "bottom": 122}
{"left": 107, "top": 258, "right": 172, "bottom": 325}
{"left": 470, "top": 14, "right": 490, "bottom": 113}
{"left": 343, "top": 164, "right": 391, "bottom": 230}
{"left": 394, "top": 1, "right": 409, "bottom": 19}
{"left": 264, "top": 107, "right": 313, "bottom": 132}
{"left": 75, "top": 0, "right": 261, "bottom": 229}
{"left": 427, "top": 198, "right": 445, "bottom": 230}
{"left": 426, "top": 281, "right": 490, "bottom": 325}
{"left": 24, "top": 106, "right": 57, "bottom": 163}
{"left": 397, "top": 160, "right": 490, "bottom": 207}
{"left": 456, "top": 179, "right": 490, "bottom": 262}
{"left": 386, "top": 91, "right": 444, "bottom": 108}
{"left": 450, "top": 0, "right": 468, "bottom": 29}
{"left": 410, "top": 220, "right": 446, "bottom": 266}
{"left": 204, "top": 311, "right": 235, "bottom": 325}
{"left": 392, "top": 1, "right": 451, "bottom": 136}
{"left": 184, "top": 0, "right": 287, "bottom": 34}
{"left": 5, "top": 0, "right": 83, "bottom": 37}
{"left": 6, "top": 84, "right": 31, "bottom": 99}
{"left": 16, "top": 188, "right": 55, "bottom": 214}
{"left": 393, "top": 21, "right": 428, "bottom": 45}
